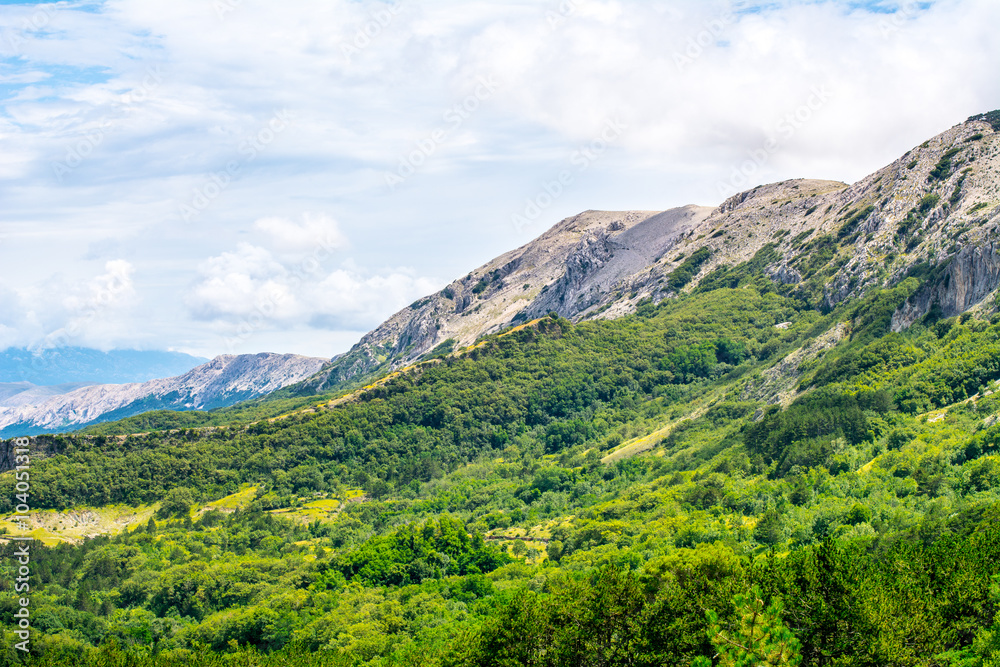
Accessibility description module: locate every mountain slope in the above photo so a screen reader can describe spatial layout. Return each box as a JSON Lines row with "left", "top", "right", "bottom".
{"left": 6, "top": 261, "right": 1000, "bottom": 664}
{"left": 301, "top": 113, "right": 1000, "bottom": 393}
{"left": 0, "top": 353, "right": 328, "bottom": 436}
{"left": 300, "top": 207, "right": 711, "bottom": 390}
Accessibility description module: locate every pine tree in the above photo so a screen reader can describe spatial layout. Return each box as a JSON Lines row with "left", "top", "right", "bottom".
{"left": 972, "top": 575, "right": 1000, "bottom": 667}
{"left": 695, "top": 585, "right": 802, "bottom": 667}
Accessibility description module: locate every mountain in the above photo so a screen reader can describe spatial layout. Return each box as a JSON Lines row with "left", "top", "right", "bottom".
{"left": 0, "top": 381, "right": 97, "bottom": 407}
{"left": 302, "top": 112, "right": 1000, "bottom": 392}
{"left": 0, "top": 347, "right": 208, "bottom": 385}
{"left": 5, "top": 113, "right": 1000, "bottom": 666}
{"left": 0, "top": 352, "right": 329, "bottom": 437}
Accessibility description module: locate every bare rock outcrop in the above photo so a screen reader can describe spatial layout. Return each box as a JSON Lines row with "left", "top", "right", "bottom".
{"left": 892, "top": 239, "right": 1000, "bottom": 330}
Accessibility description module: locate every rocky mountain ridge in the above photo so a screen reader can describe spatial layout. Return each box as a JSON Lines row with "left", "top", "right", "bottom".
{"left": 0, "top": 353, "right": 329, "bottom": 436}
{"left": 300, "top": 112, "right": 1000, "bottom": 392}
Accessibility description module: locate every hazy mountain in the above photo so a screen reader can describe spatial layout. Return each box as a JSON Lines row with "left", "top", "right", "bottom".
{"left": 0, "top": 347, "right": 208, "bottom": 385}
{"left": 0, "top": 382, "right": 97, "bottom": 408}
{"left": 0, "top": 353, "right": 329, "bottom": 437}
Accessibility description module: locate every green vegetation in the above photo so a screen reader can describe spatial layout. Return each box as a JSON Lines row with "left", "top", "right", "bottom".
{"left": 76, "top": 388, "right": 342, "bottom": 437}
{"left": 424, "top": 338, "right": 457, "bottom": 360}
{"left": 928, "top": 146, "right": 962, "bottom": 182}
{"left": 695, "top": 586, "right": 802, "bottom": 667}
{"left": 790, "top": 230, "right": 813, "bottom": 248}
{"left": 897, "top": 193, "right": 945, "bottom": 250}
{"left": 667, "top": 246, "right": 712, "bottom": 290}
{"left": 4, "top": 291, "right": 811, "bottom": 511}
{"left": 968, "top": 110, "right": 1000, "bottom": 131}
{"left": 950, "top": 169, "right": 971, "bottom": 207}
{"left": 5, "top": 247, "right": 1000, "bottom": 665}
{"left": 917, "top": 193, "right": 941, "bottom": 215}
{"left": 792, "top": 235, "right": 837, "bottom": 279}
{"left": 837, "top": 204, "right": 875, "bottom": 240}
{"left": 472, "top": 270, "right": 503, "bottom": 296}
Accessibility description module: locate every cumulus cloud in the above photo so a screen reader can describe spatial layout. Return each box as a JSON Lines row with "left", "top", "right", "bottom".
{"left": 252, "top": 213, "right": 348, "bottom": 256}
{"left": 0, "top": 286, "right": 29, "bottom": 349}
{"left": 186, "top": 218, "right": 440, "bottom": 340}
{"left": 307, "top": 267, "right": 441, "bottom": 330}
{"left": 4, "top": 259, "right": 141, "bottom": 351}
{"left": 186, "top": 243, "right": 294, "bottom": 321}
{"left": 47, "top": 259, "right": 136, "bottom": 344}
{"left": 70, "top": 259, "right": 136, "bottom": 310}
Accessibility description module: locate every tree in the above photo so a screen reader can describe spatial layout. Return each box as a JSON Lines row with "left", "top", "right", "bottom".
{"left": 972, "top": 575, "right": 1000, "bottom": 666}
{"left": 754, "top": 509, "right": 783, "bottom": 546}
{"left": 156, "top": 487, "right": 194, "bottom": 518}
{"left": 695, "top": 585, "right": 802, "bottom": 667}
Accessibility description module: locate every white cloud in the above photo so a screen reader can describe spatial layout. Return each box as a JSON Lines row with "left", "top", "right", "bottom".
{"left": 187, "top": 243, "right": 292, "bottom": 320}
{"left": 0, "top": 286, "right": 26, "bottom": 331}
{"left": 186, "top": 222, "right": 441, "bottom": 342}
{"left": 307, "top": 267, "right": 441, "bottom": 330}
{"left": 2, "top": 259, "right": 140, "bottom": 351}
{"left": 252, "top": 213, "right": 347, "bottom": 256}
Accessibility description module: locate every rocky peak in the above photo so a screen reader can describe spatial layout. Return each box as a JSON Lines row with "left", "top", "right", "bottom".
{"left": 301, "top": 112, "right": 1000, "bottom": 393}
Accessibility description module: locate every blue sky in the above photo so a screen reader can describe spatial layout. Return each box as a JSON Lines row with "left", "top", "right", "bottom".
{"left": 0, "top": 0, "right": 997, "bottom": 359}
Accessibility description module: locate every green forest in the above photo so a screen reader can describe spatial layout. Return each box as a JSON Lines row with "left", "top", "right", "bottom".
{"left": 3, "top": 260, "right": 1000, "bottom": 665}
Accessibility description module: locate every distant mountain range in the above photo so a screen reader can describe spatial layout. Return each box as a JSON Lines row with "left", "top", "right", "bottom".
{"left": 0, "top": 347, "right": 208, "bottom": 385}
{"left": 0, "top": 353, "right": 329, "bottom": 437}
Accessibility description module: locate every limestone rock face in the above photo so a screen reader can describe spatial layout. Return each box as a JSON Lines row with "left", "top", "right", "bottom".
{"left": 893, "top": 240, "right": 1000, "bottom": 330}
{"left": 304, "top": 206, "right": 713, "bottom": 390}
{"left": 767, "top": 264, "right": 802, "bottom": 285}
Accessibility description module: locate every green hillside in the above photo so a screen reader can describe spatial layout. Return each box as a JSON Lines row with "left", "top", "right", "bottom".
{"left": 3, "top": 272, "right": 1000, "bottom": 665}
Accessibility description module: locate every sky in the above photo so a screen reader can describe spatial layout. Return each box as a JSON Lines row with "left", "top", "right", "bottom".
{"left": 0, "top": 0, "right": 998, "bottom": 360}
